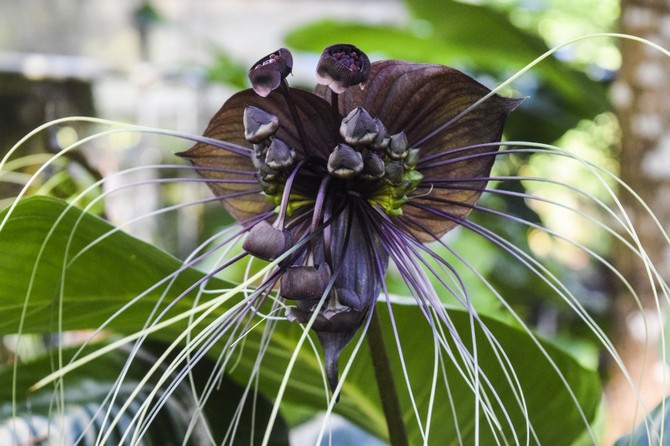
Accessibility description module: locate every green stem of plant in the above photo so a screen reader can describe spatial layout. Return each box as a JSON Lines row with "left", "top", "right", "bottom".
{"left": 367, "top": 308, "right": 409, "bottom": 446}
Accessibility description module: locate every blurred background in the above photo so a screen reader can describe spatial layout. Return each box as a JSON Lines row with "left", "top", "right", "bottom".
{"left": 1, "top": 0, "right": 669, "bottom": 444}
{"left": 0, "top": 0, "right": 624, "bottom": 264}
{"left": 0, "top": 0, "right": 407, "bottom": 136}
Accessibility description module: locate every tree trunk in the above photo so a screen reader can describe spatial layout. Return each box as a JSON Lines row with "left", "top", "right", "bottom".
{"left": 608, "top": 0, "right": 670, "bottom": 442}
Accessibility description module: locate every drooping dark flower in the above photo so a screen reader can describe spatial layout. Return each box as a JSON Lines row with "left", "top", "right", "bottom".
{"left": 180, "top": 44, "right": 522, "bottom": 391}
{"left": 248, "top": 47, "right": 293, "bottom": 97}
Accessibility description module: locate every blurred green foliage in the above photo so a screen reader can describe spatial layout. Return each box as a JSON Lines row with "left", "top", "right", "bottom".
{"left": 206, "top": 50, "right": 248, "bottom": 90}
{"left": 285, "top": 0, "right": 611, "bottom": 144}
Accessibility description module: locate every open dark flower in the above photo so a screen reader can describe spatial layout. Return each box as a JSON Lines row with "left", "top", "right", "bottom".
{"left": 316, "top": 43, "right": 371, "bottom": 93}
{"left": 180, "top": 45, "right": 521, "bottom": 391}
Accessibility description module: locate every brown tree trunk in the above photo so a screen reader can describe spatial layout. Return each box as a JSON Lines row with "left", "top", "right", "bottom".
{"left": 608, "top": 0, "right": 670, "bottom": 443}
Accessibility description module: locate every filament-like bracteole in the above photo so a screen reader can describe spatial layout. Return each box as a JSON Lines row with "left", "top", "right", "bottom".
{"left": 97, "top": 226, "right": 304, "bottom": 441}
{"left": 10, "top": 120, "right": 270, "bottom": 390}
{"left": 404, "top": 180, "right": 668, "bottom": 442}
{"left": 88, "top": 251, "right": 297, "bottom": 444}
{"left": 0, "top": 117, "right": 257, "bottom": 237}
{"left": 145, "top": 224, "right": 253, "bottom": 443}
{"left": 115, "top": 224, "right": 316, "bottom": 443}
{"left": 4, "top": 123, "right": 266, "bottom": 426}
{"left": 48, "top": 165, "right": 260, "bottom": 359}
{"left": 373, "top": 209, "right": 506, "bottom": 441}
{"left": 418, "top": 140, "right": 670, "bottom": 314}
{"left": 315, "top": 309, "right": 379, "bottom": 445}
{"left": 260, "top": 273, "right": 332, "bottom": 446}
{"left": 396, "top": 134, "right": 667, "bottom": 440}
{"left": 379, "top": 214, "right": 526, "bottom": 442}
{"left": 444, "top": 220, "right": 603, "bottom": 442}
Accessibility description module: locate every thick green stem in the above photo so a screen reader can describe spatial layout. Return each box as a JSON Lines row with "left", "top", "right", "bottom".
{"left": 367, "top": 308, "right": 409, "bottom": 446}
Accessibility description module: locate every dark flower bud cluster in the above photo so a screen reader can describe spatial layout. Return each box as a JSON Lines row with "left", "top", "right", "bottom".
{"left": 327, "top": 106, "right": 423, "bottom": 216}
{"left": 243, "top": 106, "right": 296, "bottom": 197}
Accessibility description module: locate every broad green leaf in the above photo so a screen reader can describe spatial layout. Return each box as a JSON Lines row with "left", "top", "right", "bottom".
{"left": 0, "top": 342, "right": 289, "bottom": 445}
{"left": 251, "top": 302, "right": 601, "bottom": 445}
{"left": 0, "top": 197, "right": 601, "bottom": 444}
{"left": 0, "top": 195, "right": 226, "bottom": 335}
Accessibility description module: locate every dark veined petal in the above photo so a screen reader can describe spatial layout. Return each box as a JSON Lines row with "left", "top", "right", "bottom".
{"left": 328, "top": 206, "right": 388, "bottom": 313}
{"left": 285, "top": 204, "right": 388, "bottom": 391}
{"left": 179, "top": 87, "right": 340, "bottom": 223}
{"left": 317, "top": 61, "right": 522, "bottom": 241}
{"left": 318, "top": 205, "right": 389, "bottom": 390}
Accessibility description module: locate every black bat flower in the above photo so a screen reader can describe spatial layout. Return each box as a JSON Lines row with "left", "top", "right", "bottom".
{"left": 180, "top": 44, "right": 522, "bottom": 392}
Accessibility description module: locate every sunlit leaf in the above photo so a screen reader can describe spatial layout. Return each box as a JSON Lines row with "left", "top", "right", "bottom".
{"left": 0, "top": 196, "right": 219, "bottom": 335}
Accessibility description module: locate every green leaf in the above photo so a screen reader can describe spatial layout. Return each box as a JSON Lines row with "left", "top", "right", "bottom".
{"left": 248, "top": 302, "right": 601, "bottom": 445}
{"left": 0, "top": 195, "right": 224, "bottom": 335}
{"left": 0, "top": 342, "right": 289, "bottom": 445}
{"left": 0, "top": 196, "right": 600, "bottom": 444}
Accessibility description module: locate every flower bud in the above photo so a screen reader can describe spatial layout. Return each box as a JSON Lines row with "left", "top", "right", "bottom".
{"left": 327, "top": 144, "right": 364, "bottom": 178}
{"left": 319, "top": 309, "right": 362, "bottom": 333}
{"left": 243, "top": 220, "right": 292, "bottom": 261}
{"left": 265, "top": 138, "right": 295, "bottom": 170}
{"left": 316, "top": 44, "right": 370, "bottom": 94}
{"left": 372, "top": 119, "right": 390, "bottom": 150}
{"left": 251, "top": 154, "right": 278, "bottom": 181}
{"left": 315, "top": 310, "right": 364, "bottom": 393}
{"left": 248, "top": 48, "right": 293, "bottom": 97}
{"left": 286, "top": 306, "right": 330, "bottom": 331}
{"left": 387, "top": 131, "right": 408, "bottom": 160}
{"left": 339, "top": 107, "right": 379, "bottom": 146}
{"left": 280, "top": 263, "right": 332, "bottom": 300}
{"left": 243, "top": 106, "right": 279, "bottom": 143}
{"left": 403, "top": 148, "right": 421, "bottom": 169}
{"left": 385, "top": 160, "right": 404, "bottom": 185}
{"left": 360, "top": 152, "right": 385, "bottom": 180}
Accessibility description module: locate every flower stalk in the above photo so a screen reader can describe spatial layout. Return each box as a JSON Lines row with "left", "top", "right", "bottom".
{"left": 368, "top": 308, "right": 409, "bottom": 446}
